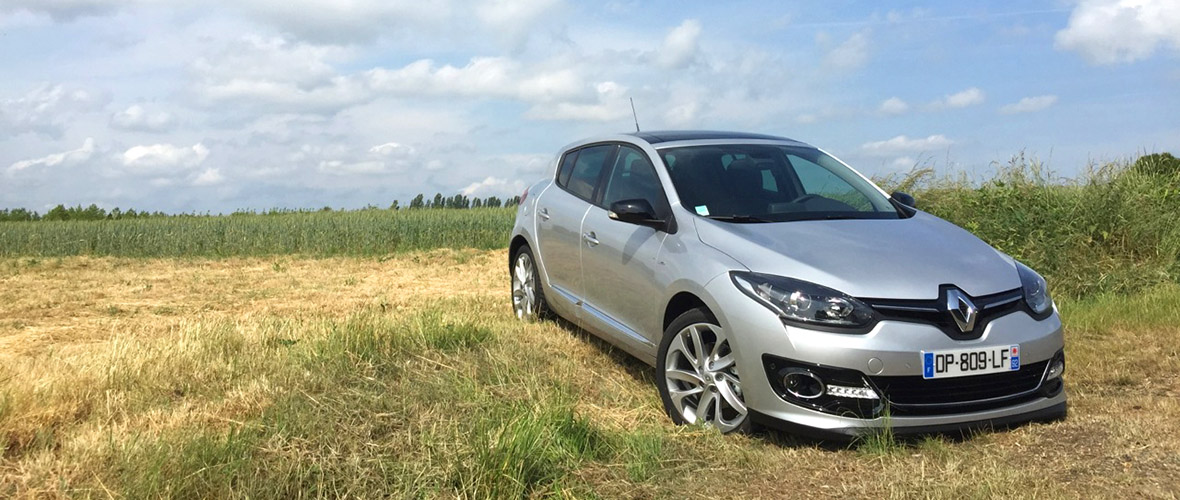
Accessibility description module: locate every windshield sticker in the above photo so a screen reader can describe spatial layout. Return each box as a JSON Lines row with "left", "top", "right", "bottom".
{"left": 695, "top": 205, "right": 710, "bottom": 216}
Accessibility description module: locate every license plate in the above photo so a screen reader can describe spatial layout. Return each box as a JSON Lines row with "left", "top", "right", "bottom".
{"left": 922, "top": 345, "right": 1020, "bottom": 379}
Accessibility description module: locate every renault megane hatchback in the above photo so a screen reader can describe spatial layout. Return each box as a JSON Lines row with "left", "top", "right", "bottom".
{"left": 508, "top": 131, "right": 1066, "bottom": 437}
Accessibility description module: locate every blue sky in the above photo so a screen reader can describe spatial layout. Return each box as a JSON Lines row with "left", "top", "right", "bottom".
{"left": 1, "top": 0, "right": 1177, "bottom": 213}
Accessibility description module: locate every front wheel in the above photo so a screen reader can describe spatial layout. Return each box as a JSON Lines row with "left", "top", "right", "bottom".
{"left": 657, "top": 308, "right": 749, "bottom": 433}
{"left": 511, "top": 245, "right": 550, "bottom": 321}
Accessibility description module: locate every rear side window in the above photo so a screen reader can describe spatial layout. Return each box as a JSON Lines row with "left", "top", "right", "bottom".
{"left": 556, "top": 151, "right": 578, "bottom": 187}
{"left": 563, "top": 144, "right": 614, "bottom": 201}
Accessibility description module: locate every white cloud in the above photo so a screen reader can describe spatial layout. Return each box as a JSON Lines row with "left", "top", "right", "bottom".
{"left": 823, "top": 31, "right": 871, "bottom": 70}
{"left": 933, "top": 87, "right": 985, "bottom": 109}
{"left": 879, "top": 97, "right": 909, "bottom": 115}
{"left": 658, "top": 19, "right": 703, "bottom": 69}
{"left": 0, "top": 0, "right": 123, "bottom": 21}
{"left": 525, "top": 81, "right": 630, "bottom": 122}
{"left": 889, "top": 157, "right": 918, "bottom": 171}
{"left": 460, "top": 176, "right": 527, "bottom": 198}
{"left": 1, "top": 84, "right": 101, "bottom": 137}
{"left": 122, "top": 143, "right": 210, "bottom": 170}
{"left": 1056, "top": 0, "right": 1180, "bottom": 64}
{"left": 110, "top": 104, "right": 176, "bottom": 132}
{"left": 8, "top": 138, "right": 95, "bottom": 173}
{"left": 318, "top": 160, "right": 388, "bottom": 175}
{"left": 369, "top": 142, "right": 415, "bottom": 156}
{"left": 192, "top": 35, "right": 367, "bottom": 113}
{"left": 476, "top": 0, "right": 563, "bottom": 50}
{"left": 861, "top": 135, "right": 953, "bottom": 155}
{"left": 999, "top": 95, "right": 1059, "bottom": 114}
{"left": 231, "top": 0, "right": 453, "bottom": 44}
{"left": 192, "top": 168, "right": 224, "bottom": 186}
{"left": 365, "top": 57, "right": 585, "bottom": 104}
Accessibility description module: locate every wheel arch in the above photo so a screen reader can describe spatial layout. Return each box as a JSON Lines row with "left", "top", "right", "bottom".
{"left": 663, "top": 291, "right": 713, "bottom": 332}
{"left": 508, "top": 235, "right": 530, "bottom": 274}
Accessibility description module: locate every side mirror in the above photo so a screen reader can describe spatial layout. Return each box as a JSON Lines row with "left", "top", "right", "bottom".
{"left": 608, "top": 199, "right": 666, "bottom": 229}
{"left": 891, "top": 191, "right": 917, "bottom": 209}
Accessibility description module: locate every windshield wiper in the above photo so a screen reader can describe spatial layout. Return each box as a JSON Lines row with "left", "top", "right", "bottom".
{"left": 706, "top": 214, "right": 772, "bottom": 223}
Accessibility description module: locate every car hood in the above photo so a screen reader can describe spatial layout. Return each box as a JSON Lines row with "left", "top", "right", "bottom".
{"left": 693, "top": 211, "right": 1019, "bottom": 300}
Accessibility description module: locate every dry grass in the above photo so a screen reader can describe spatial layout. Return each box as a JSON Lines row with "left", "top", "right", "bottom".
{"left": 2, "top": 251, "right": 1179, "bottom": 498}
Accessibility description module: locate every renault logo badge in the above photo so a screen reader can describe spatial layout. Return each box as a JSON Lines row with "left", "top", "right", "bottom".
{"left": 945, "top": 288, "right": 978, "bottom": 333}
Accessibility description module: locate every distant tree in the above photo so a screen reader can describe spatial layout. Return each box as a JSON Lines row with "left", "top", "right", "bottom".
{"left": 108, "top": 207, "right": 122, "bottom": 220}
{"left": 508, "top": 195, "right": 522, "bottom": 206}
{"left": 389, "top": 200, "right": 400, "bottom": 210}
{"left": 0, "top": 208, "right": 36, "bottom": 221}
{"left": 125, "top": 208, "right": 138, "bottom": 218}
{"left": 409, "top": 193, "right": 425, "bottom": 209}
{"left": 471, "top": 197, "right": 482, "bottom": 208}
{"left": 446, "top": 194, "right": 469, "bottom": 209}
{"left": 82, "top": 204, "right": 106, "bottom": 221}
{"left": 320, "top": 206, "right": 333, "bottom": 212}
{"left": 44, "top": 204, "right": 69, "bottom": 221}
{"left": 432, "top": 193, "right": 444, "bottom": 209}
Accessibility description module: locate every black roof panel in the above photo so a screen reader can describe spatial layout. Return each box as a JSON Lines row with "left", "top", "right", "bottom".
{"left": 625, "top": 130, "right": 800, "bottom": 144}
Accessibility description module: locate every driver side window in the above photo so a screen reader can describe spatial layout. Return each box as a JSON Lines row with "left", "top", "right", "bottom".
{"left": 601, "top": 146, "right": 667, "bottom": 215}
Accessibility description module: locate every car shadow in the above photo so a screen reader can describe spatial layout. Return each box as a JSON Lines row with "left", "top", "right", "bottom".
{"left": 548, "top": 315, "right": 657, "bottom": 386}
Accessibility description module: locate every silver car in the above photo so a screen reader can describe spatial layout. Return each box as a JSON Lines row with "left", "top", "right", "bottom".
{"left": 508, "top": 131, "right": 1066, "bottom": 437}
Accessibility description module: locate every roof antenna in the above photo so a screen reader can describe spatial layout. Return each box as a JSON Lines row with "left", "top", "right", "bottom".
{"left": 630, "top": 97, "right": 641, "bottom": 132}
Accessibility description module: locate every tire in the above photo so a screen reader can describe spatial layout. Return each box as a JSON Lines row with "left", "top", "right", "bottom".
{"left": 511, "top": 245, "right": 550, "bottom": 321}
{"left": 657, "top": 308, "right": 750, "bottom": 433}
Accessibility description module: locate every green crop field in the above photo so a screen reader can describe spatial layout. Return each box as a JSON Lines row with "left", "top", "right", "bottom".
{"left": 2, "top": 156, "right": 1179, "bottom": 498}
{"left": 0, "top": 207, "right": 517, "bottom": 259}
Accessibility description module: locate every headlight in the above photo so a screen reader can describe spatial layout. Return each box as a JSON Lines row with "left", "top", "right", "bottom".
{"left": 730, "top": 271, "right": 876, "bottom": 330}
{"left": 1016, "top": 261, "right": 1053, "bottom": 317}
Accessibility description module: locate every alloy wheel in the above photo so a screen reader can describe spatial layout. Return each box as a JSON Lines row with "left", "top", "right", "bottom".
{"left": 664, "top": 322, "right": 747, "bottom": 432}
{"left": 512, "top": 252, "right": 538, "bottom": 320}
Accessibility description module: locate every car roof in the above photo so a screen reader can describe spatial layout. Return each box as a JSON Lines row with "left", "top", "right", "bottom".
{"left": 556, "top": 130, "right": 814, "bottom": 155}
{"left": 624, "top": 130, "right": 808, "bottom": 146}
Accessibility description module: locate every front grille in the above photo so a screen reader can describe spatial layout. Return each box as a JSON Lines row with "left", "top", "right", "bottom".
{"left": 869, "top": 360, "right": 1048, "bottom": 416}
{"left": 862, "top": 287, "right": 1024, "bottom": 340}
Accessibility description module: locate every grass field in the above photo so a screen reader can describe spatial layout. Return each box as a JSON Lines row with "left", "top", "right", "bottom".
{"left": 0, "top": 207, "right": 516, "bottom": 258}
{"left": 2, "top": 250, "right": 1179, "bottom": 498}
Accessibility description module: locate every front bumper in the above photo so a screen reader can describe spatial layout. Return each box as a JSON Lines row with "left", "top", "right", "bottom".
{"left": 703, "top": 276, "right": 1068, "bottom": 437}
{"left": 750, "top": 400, "right": 1067, "bottom": 440}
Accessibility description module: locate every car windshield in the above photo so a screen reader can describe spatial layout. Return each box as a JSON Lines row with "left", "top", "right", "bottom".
{"left": 659, "top": 144, "right": 900, "bottom": 222}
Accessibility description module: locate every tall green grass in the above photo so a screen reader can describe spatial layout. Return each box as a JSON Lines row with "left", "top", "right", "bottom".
{"left": 881, "top": 155, "right": 1180, "bottom": 298}
{"left": 0, "top": 207, "right": 515, "bottom": 258}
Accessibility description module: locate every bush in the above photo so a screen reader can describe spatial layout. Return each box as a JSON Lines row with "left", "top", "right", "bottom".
{"left": 1131, "top": 152, "right": 1180, "bottom": 178}
{"left": 907, "top": 153, "right": 1180, "bottom": 298}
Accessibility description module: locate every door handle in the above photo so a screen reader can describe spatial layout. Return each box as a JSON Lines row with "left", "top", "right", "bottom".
{"left": 538, "top": 208, "right": 550, "bottom": 221}
{"left": 582, "top": 231, "right": 599, "bottom": 246}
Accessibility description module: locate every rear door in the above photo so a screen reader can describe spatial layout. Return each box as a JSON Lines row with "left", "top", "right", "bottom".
{"left": 533, "top": 144, "right": 616, "bottom": 315}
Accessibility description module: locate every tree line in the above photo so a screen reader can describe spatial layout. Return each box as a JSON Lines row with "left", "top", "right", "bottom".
{"left": 0, "top": 205, "right": 170, "bottom": 222}
{"left": 0, "top": 193, "right": 522, "bottom": 222}
{"left": 397, "top": 193, "right": 521, "bottom": 210}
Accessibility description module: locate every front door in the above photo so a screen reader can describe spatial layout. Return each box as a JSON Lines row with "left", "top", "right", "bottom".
{"left": 580, "top": 145, "right": 673, "bottom": 352}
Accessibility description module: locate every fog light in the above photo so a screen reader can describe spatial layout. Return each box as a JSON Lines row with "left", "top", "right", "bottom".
{"left": 782, "top": 369, "right": 825, "bottom": 399}
{"left": 1046, "top": 359, "right": 1065, "bottom": 380}
{"left": 825, "top": 384, "right": 879, "bottom": 400}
